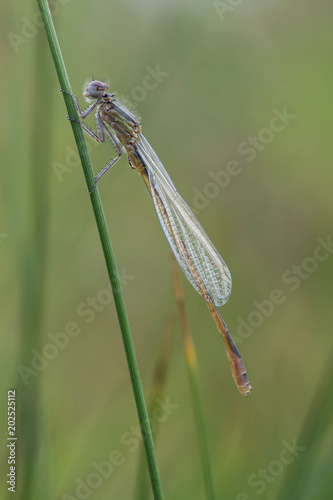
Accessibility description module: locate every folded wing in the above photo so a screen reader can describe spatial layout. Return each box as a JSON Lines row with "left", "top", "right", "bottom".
{"left": 137, "top": 135, "right": 232, "bottom": 307}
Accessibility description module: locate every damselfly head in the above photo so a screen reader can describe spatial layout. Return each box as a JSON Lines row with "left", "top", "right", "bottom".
{"left": 83, "top": 80, "right": 109, "bottom": 101}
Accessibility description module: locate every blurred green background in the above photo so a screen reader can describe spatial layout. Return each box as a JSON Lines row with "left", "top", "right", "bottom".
{"left": 1, "top": 1, "right": 333, "bottom": 499}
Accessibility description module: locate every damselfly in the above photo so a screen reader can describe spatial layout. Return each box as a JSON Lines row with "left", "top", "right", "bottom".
{"left": 62, "top": 80, "right": 252, "bottom": 396}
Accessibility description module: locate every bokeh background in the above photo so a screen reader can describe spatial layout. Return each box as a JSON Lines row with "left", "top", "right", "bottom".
{"left": 1, "top": 1, "right": 333, "bottom": 499}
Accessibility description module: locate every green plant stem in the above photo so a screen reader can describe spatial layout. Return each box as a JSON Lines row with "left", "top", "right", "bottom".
{"left": 136, "top": 313, "right": 176, "bottom": 500}
{"left": 37, "top": 1, "right": 164, "bottom": 498}
{"left": 15, "top": 33, "right": 52, "bottom": 500}
{"left": 187, "top": 363, "right": 216, "bottom": 500}
{"left": 170, "top": 257, "right": 216, "bottom": 500}
{"left": 276, "top": 342, "right": 333, "bottom": 500}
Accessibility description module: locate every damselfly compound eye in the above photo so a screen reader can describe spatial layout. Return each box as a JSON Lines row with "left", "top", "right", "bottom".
{"left": 86, "top": 80, "right": 108, "bottom": 98}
